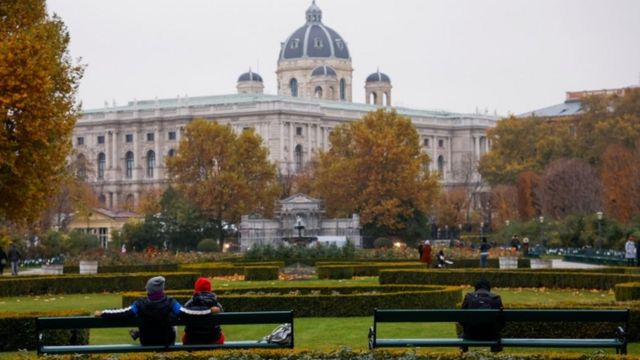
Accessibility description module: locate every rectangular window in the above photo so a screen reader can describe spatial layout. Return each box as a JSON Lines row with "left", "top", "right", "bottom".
{"left": 97, "top": 135, "right": 105, "bottom": 144}
{"left": 438, "top": 139, "right": 444, "bottom": 148}
{"left": 125, "top": 134, "right": 133, "bottom": 143}
{"left": 168, "top": 131, "right": 176, "bottom": 140}
{"left": 77, "top": 137, "right": 84, "bottom": 146}
{"left": 146, "top": 133, "right": 154, "bottom": 142}
{"left": 296, "top": 127, "right": 303, "bottom": 136}
{"left": 99, "top": 228, "right": 108, "bottom": 248}
{"left": 423, "top": 138, "right": 430, "bottom": 147}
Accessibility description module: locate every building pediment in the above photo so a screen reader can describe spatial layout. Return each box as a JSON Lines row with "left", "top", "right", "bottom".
{"left": 280, "top": 193, "right": 321, "bottom": 205}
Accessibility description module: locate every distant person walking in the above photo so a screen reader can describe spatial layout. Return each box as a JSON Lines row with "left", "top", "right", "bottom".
{"left": 479, "top": 237, "right": 490, "bottom": 268}
{"left": 420, "top": 240, "right": 432, "bottom": 267}
{"left": 625, "top": 236, "right": 637, "bottom": 266}
{"left": 0, "top": 246, "right": 7, "bottom": 275}
{"left": 8, "top": 243, "right": 21, "bottom": 276}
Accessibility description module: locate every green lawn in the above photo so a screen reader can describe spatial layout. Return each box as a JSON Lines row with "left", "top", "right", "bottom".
{"left": 0, "top": 279, "right": 635, "bottom": 357}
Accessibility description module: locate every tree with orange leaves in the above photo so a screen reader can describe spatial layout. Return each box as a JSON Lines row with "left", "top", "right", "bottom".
{"left": 601, "top": 144, "right": 640, "bottom": 223}
{"left": 311, "top": 109, "right": 440, "bottom": 236}
{"left": 0, "top": 0, "right": 83, "bottom": 226}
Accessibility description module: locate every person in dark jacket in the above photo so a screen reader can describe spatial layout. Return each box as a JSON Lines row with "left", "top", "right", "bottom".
{"left": 479, "top": 238, "right": 491, "bottom": 268}
{"left": 95, "top": 276, "right": 217, "bottom": 346}
{"left": 460, "top": 279, "right": 504, "bottom": 352}
{"left": 182, "top": 277, "right": 224, "bottom": 344}
{"left": 0, "top": 246, "right": 7, "bottom": 275}
{"left": 8, "top": 243, "right": 21, "bottom": 276}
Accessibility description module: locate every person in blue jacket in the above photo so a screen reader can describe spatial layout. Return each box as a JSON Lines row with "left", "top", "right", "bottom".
{"left": 95, "top": 276, "right": 217, "bottom": 346}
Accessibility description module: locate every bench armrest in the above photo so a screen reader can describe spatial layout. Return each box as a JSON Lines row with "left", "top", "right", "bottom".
{"left": 368, "top": 326, "right": 375, "bottom": 350}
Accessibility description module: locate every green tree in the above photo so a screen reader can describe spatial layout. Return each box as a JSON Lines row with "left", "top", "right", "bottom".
{"left": 167, "top": 119, "right": 280, "bottom": 248}
{"left": 310, "top": 109, "right": 440, "bottom": 237}
{"left": 0, "top": 0, "right": 83, "bottom": 226}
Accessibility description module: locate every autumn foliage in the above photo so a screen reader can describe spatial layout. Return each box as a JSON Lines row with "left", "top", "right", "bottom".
{"left": 166, "top": 119, "right": 280, "bottom": 247}
{"left": 309, "top": 109, "right": 440, "bottom": 234}
{"left": 0, "top": 0, "right": 83, "bottom": 226}
{"left": 478, "top": 88, "right": 640, "bottom": 224}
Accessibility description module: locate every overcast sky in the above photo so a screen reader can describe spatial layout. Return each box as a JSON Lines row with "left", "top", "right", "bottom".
{"left": 46, "top": 0, "right": 640, "bottom": 116}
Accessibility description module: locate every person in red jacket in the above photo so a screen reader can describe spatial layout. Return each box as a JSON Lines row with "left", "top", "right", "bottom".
{"left": 420, "top": 240, "right": 432, "bottom": 267}
{"left": 182, "top": 277, "right": 224, "bottom": 345}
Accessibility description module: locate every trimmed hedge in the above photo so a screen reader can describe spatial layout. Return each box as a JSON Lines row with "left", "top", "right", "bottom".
{"left": 63, "top": 263, "right": 178, "bottom": 274}
{"left": 179, "top": 261, "right": 284, "bottom": 277}
{"left": 0, "top": 310, "right": 89, "bottom": 351}
{"left": 379, "top": 268, "right": 640, "bottom": 290}
{"left": 317, "top": 265, "right": 355, "bottom": 279}
{"left": 0, "top": 272, "right": 199, "bottom": 296}
{"left": 244, "top": 266, "right": 279, "bottom": 281}
{"left": 615, "top": 282, "right": 640, "bottom": 301}
{"left": 122, "top": 284, "right": 462, "bottom": 317}
{"left": 7, "top": 349, "right": 640, "bottom": 360}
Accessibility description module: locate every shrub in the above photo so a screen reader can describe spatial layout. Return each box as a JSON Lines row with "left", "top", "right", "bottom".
{"left": 0, "top": 272, "right": 198, "bottom": 296}
{"left": 63, "top": 263, "right": 179, "bottom": 274}
{"left": 379, "top": 269, "right": 640, "bottom": 290}
{"left": 244, "top": 266, "right": 279, "bottom": 281}
{"left": 0, "top": 310, "right": 89, "bottom": 351}
{"left": 615, "top": 282, "right": 640, "bottom": 301}
{"left": 197, "top": 238, "right": 220, "bottom": 253}
{"left": 373, "top": 237, "right": 393, "bottom": 249}
{"left": 317, "top": 265, "right": 354, "bottom": 279}
{"left": 122, "top": 284, "right": 462, "bottom": 317}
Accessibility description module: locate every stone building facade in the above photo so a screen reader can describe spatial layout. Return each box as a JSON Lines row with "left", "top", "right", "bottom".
{"left": 72, "top": 1, "right": 496, "bottom": 214}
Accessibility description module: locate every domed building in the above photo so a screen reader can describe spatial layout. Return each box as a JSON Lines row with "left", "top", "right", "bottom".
{"left": 71, "top": 1, "right": 497, "bottom": 247}
{"left": 276, "top": 1, "right": 353, "bottom": 101}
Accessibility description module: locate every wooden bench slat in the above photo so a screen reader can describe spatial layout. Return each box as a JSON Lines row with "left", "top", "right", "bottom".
{"left": 376, "top": 338, "right": 498, "bottom": 347}
{"left": 375, "top": 309, "right": 501, "bottom": 323}
{"left": 502, "top": 309, "right": 628, "bottom": 322}
{"left": 37, "top": 311, "right": 292, "bottom": 329}
{"left": 41, "top": 341, "right": 284, "bottom": 354}
{"left": 501, "top": 338, "right": 625, "bottom": 348}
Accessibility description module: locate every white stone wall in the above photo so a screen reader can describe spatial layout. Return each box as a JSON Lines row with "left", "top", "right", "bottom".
{"left": 74, "top": 96, "right": 497, "bottom": 208}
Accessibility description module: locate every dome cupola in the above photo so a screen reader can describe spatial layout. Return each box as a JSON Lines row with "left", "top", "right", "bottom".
{"left": 236, "top": 69, "right": 264, "bottom": 94}
{"left": 365, "top": 69, "right": 392, "bottom": 106}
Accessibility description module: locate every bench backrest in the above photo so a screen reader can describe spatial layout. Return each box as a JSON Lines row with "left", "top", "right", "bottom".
{"left": 37, "top": 311, "right": 293, "bottom": 330}
{"left": 501, "top": 309, "right": 629, "bottom": 323}
{"left": 374, "top": 309, "right": 501, "bottom": 323}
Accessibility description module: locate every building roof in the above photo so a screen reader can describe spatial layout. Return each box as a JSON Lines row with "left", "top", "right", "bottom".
{"left": 518, "top": 100, "right": 583, "bottom": 118}
{"left": 311, "top": 65, "right": 337, "bottom": 77}
{"left": 238, "top": 70, "right": 263, "bottom": 82}
{"left": 279, "top": 2, "right": 350, "bottom": 61}
{"left": 366, "top": 70, "right": 391, "bottom": 83}
{"left": 82, "top": 92, "right": 496, "bottom": 121}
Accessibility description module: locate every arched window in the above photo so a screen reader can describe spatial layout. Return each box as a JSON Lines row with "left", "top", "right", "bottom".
{"left": 339, "top": 78, "right": 346, "bottom": 100}
{"left": 314, "top": 86, "right": 323, "bottom": 98}
{"left": 290, "top": 78, "right": 298, "bottom": 97}
{"left": 437, "top": 155, "right": 445, "bottom": 177}
{"left": 146, "top": 150, "right": 155, "bottom": 178}
{"left": 77, "top": 154, "right": 87, "bottom": 180}
{"left": 168, "top": 148, "right": 176, "bottom": 157}
{"left": 294, "top": 145, "right": 303, "bottom": 172}
{"left": 98, "top": 194, "right": 106, "bottom": 207}
{"left": 369, "top": 92, "right": 377, "bottom": 105}
{"left": 97, "top": 153, "right": 105, "bottom": 179}
{"left": 125, "top": 151, "right": 134, "bottom": 179}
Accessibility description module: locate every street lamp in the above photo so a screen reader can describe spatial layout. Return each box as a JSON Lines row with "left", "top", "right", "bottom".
{"left": 538, "top": 216, "right": 544, "bottom": 247}
{"left": 596, "top": 211, "right": 603, "bottom": 249}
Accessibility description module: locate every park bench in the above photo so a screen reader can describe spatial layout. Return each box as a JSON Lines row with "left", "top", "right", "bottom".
{"left": 37, "top": 310, "right": 294, "bottom": 355}
{"left": 369, "top": 308, "right": 628, "bottom": 354}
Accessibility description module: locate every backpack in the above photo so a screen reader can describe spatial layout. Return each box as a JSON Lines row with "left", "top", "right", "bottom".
{"left": 468, "top": 292, "right": 498, "bottom": 309}
{"left": 259, "top": 323, "right": 292, "bottom": 345}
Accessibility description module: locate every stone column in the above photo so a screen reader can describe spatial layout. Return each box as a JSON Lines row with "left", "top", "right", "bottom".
{"left": 431, "top": 135, "right": 436, "bottom": 171}
{"left": 279, "top": 121, "right": 284, "bottom": 161}
{"left": 448, "top": 136, "right": 453, "bottom": 172}
{"left": 289, "top": 122, "right": 294, "bottom": 163}
{"left": 474, "top": 136, "right": 480, "bottom": 160}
